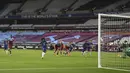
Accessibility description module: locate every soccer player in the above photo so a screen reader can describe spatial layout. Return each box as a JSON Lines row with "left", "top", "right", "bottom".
{"left": 3, "top": 39, "right": 8, "bottom": 54}
{"left": 40, "top": 38, "right": 47, "bottom": 59}
{"left": 82, "top": 40, "right": 92, "bottom": 56}
{"left": 68, "top": 42, "right": 75, "bottom": 56}
{"left": 60, "top": 42, "right": 65, "bottom": 55}
{"left": 54, "top": 43, "right": 58, "bottom": 55}
{"left": 54, "top": 40, "right": 63, "bottom": 55}
{"left": 63, "top": 43, "right": 69, "bottom": 56}
{"left": 121, "top": 40, "right": 129, "bottom": 58}
{"left": 8, "top": 35, "right": 14, "bottom": 55}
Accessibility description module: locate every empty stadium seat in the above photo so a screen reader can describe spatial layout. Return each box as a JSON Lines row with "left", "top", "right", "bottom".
{"left": 0, "top": 3, "right": 21, "bottom": 16}
{"left": 21, "top": 0, "right": 49, "bottom": 13}
{"left": 71, "top": 0, "right": 92, "bottom": 11}
{"left": 46, "top": 0, "right": 75, "bottom": 13}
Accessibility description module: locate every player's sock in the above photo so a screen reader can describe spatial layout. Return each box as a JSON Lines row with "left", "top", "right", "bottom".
{"left": 5, "top": 50, "right": 8, "bottom": 54}
{"left": 68, "top": 52, "right": 71, "bottom": 56}
{"left": 54, "top": 50, "right": 56, "bottom": 53}
{"left": 42, "top": 52, "right": 45, "bottom": 58}
{"left": 66, "top": 52, "right": 68, "bottom": 55}
{"left": 90, "top": 52, "right": 92, "bottom": 56}
{"left": 84, "top": 52, "right": 86, "bottom": 55}
{"left": 82, "top": 51, "right": 88, "bottom": 56}
{"left": 54, "top": 50, "right": 56, "bottom": 55}
{"left": 9, "top": 50, "right": 12, "bottom": 55}
{"left": 8, "top": 49, "right": 12, "bottom": 55}
{"left": 57, "top": 52, "right": 59, "bottom": 55}
{"left": 63, "top": 52, "right": 65, "bottom": 55}
{"left": 117, "top": 54, "right": 121, "bottom": 57}
{"left": 82, "top": 52, "right": 83, "bottom": 55}
{"left": 86, "top": 51, "right": 88, "bottom": 55}
{"left": 63, "top": 51, "right": 66, "bottom": 56}
{"left": 82, "top": 52, "right": 85, "bottom": 55}
{"left": 60, "top": 51, "right": 62, "bottom": 55}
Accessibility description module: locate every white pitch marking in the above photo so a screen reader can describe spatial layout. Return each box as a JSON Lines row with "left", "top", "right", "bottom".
{"left": 0, "top": 67, "right": 97, "bottom": 71}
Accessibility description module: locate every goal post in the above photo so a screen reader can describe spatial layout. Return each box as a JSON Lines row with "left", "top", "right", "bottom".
{"left": 98, "top": 13, "right": 130, "bottom": 71}
{"left": 98, "top": 13, "right": 101, "bottom": 68}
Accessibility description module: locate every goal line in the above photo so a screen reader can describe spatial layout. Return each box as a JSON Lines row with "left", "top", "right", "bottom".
{"left": 0, "top": 67, "right": 97, "bottom": 71}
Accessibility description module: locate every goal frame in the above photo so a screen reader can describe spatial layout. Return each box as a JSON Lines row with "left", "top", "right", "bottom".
{"left": 98, "top": 13, "right": 130, "bottom": 72}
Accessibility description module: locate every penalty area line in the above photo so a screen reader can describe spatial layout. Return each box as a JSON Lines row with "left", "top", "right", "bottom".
{"left": 0, "top": 67, "right": 97, "bottom": 71}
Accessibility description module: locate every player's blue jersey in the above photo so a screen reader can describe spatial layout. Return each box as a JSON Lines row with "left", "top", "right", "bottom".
{"left": 69, "top": 44, "right": 74, "bottom": 49}
{"left": 83, "top": 42, "right": 92, "bottom": 48}
{"left": 41, "top": 41, "right": 47, "bottom": 47}
{"left": 4, "top": 41, "right": 8, "bottom": 50}
{"left": 41, "top": 41, "right": 47, "bottom": 52}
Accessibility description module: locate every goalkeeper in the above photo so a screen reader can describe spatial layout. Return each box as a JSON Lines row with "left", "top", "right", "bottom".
{"left": 121, "top": 40, "right": 130, "bottom": 58}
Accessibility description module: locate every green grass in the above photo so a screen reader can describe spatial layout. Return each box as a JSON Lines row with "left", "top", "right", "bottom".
{"left": 101, "top": 52, "right": 130, "bottom": 70}
{"left": 0, "top": 49, "right": 129, "bottom": 73}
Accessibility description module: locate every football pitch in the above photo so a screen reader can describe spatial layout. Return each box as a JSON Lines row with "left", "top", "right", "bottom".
{"left": 0, "top": 49, "right": 129, "bottom": 73}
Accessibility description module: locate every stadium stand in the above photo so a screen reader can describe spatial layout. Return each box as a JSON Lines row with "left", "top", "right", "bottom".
{"left": 75, "top": 0, "right": 119, "bottom": 11}
{"left": 0, "top": 3, "right": 21, "bottom": 16}
{"left": 45, "top": 0, "right": 75, "bottom": 13}
{"left": 71, "top": 0, "right": 92, "bottom": 11}
{"left": 95, "top": 0, "right": 130, "bottom": 12}
{"left": 20, "top": 0, "right": 49, "bottom": 13}
{"left": 0, "top": 0, "right": 130, "bottom": 49}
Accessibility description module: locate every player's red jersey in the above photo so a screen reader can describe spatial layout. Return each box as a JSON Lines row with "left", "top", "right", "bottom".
{"left": 64, "top": 44, "right": 69, "bottom": 51}
{"left": 8, "top": 38, "right": 14, "bottom": 49}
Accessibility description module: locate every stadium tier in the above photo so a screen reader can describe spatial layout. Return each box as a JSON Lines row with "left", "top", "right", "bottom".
{"left": 12, "top": 32, "right": 97, "bottom": 43}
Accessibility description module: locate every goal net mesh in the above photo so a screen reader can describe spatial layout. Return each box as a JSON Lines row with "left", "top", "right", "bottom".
{"left": 98, "top": 14, "right": 130, "bottom": 71}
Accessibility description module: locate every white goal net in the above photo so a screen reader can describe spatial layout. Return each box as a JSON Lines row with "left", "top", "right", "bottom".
{"left": 98, "top": 14, "right": 130, "bottom": 71}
